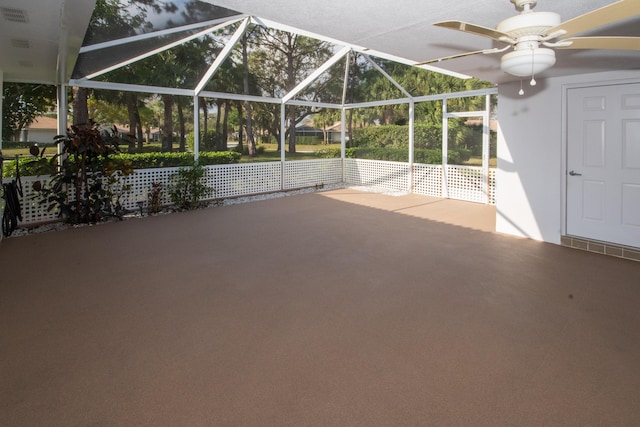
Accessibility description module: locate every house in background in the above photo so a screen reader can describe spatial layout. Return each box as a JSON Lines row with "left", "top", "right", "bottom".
{"left": 20, "top": 116, "right": 57, "bottom": 144}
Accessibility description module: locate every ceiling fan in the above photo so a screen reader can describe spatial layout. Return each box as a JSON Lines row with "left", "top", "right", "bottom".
{"left": 420, "top": 0, "right": 640, "bottom": 86}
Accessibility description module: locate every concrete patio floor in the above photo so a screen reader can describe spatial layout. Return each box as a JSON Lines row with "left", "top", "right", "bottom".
{"left": 1, "top": 189, "right": 639, "bottom": 426}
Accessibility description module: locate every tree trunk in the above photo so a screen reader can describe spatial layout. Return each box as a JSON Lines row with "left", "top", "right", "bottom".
{"left": 286, "top": 42, "right": 296, "bottom": 154}
{"left": 287, "top": 105, "right": 297, "bottom": 154}
{"left": 215, "top": 100, "right": 223, "bottom": 151}
{"left": 221, "top": 101, "right": 229, "bottom": 151}
{"left": 125, "top": 93, "right": 138, "bottom": 150}
{"left": 242, "top": 33, "right": 257, "bottom": 157}
{"left": 177, "top": 99, "right": 186, "bottom": 152}
{"left": 200, "top": 98, "right": 209, "bottom": 146}
{"left": 347, "top": 108, "right": 354, "bottom": 148}
{"left": 72, "top": 86, "right": 89, "bottom": 125}
{"left": 236, "top": 102, "right": 244, "bottom": 154}
{"left": 136, "top": 122, "right": 143, "bottom": 148}
{"left": 161, "top": 94, "right": 173, "bottom": 152}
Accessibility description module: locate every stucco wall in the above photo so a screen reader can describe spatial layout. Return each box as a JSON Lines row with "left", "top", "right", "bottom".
{"left": 496, "top": 70, "right": 640, "bottom": 245}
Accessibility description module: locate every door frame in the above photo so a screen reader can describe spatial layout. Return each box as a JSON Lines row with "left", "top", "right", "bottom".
{"left": 561, "top": 77, "right": 640, "bottom": 240}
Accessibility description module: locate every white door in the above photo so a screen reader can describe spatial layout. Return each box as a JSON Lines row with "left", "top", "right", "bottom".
{"left": 567, "top": 83, "right": 640, "bottom": 249}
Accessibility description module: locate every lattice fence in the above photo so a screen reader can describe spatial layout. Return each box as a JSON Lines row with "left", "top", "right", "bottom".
{"left": 10, "top": 159, "right": 496, "bottom": 226}
{"left": 344, "top": 159, "right": 410, "bottom": 193}
{"left": 206, "top": 162, "right": 282, "bottom": 199}
{"left": 489, "top": 168, "right": 496, "bottom": 205}
{"left": 444, "top": 165, "right": 488, "bottom": 204}
{"left": 16, "top": 176, "right": 60, "bottom": 225}
{"left": 413, "top": 164, "right": 442, "bottom": 197}
{"left": 284, "top": 159, "right": 343, "bottom": 189}
{"left": 124, "top": 167, "right": 177, "bottom": 209}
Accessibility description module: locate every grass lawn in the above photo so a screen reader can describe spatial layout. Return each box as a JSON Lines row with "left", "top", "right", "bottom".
{"left": 237, "top": 143, "right": 341, "bottom": 163}
{"left": 464, "top": 157, "right": 498, "bottom": 168}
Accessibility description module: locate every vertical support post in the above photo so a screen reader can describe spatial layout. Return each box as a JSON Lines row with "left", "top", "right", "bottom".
{"left": 280, "top": 102, "right": 286, "bottom": 190}
{"left": 0, "top": 70, "right": 3, "bottom": 149}
{"left": 482, "top": 94, "right": 491, "bottom": 204}
{"left": 57, "top": 85, "right": 68, "bottom": 158}
{"left": 341, "top": 107, "right": 347, "bottom": 184}
{"left": 0, "top": 70, "right": 3, "bottom": 243}
{"left": 442, "top": 98, "right": 449, "bottom": 199}
{"left": 408, "top": 99, "right": 415, "bottom": 193}
{"left": 193, "top": 95, "right": 200, "bottom": 161}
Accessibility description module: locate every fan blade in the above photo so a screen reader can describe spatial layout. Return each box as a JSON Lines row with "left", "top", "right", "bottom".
{"left": 558, "top": 36, "right": 640, "bottom": 50}
{"left": 434, "top": 21, "right": 513, "bottom": 43}
{"left": 416, "top": 50, "right": 486, "bottom": 65}
{"left": 416, "top": 46, "right": 507, "bottom": 66}
{"left": 549, "top": 0, "right": 640, "bottom": 39}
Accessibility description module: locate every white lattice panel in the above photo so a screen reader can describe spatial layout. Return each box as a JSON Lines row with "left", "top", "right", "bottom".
{"left": 121, "top": 167, "right": 178, "bottom": 210}
{"left": 489, "top": 169, "right": 496, "bottom": 205}
{"left": 15, "top": 176, "right": 59, "bottom": 225}
{"left": 284, "top": 159, "right": 343, "bottom": 189}
{"left": 13, "top": 162, "right": 498, "bottom": 225}
{"left": 344, "top": 159, "right": 410, "bottom": 193}
{"left": 207, "top": 162, "right": 281, "bottom": 198}
{"left": 413, "top": 164, "right": 442, "bottom": 197}
{"left": 445, "top": 165, "right": 487, "bottom": 204}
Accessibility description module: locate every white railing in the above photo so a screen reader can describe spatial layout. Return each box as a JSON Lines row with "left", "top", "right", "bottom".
{"left": 413, "top": 164, "right": 442, "bottom": 198}
{"left": 343, "top": 158, "right": 410, "bottom": 193}
{"left": 284, "top": 158, "right": 343, "bottom": 190}
{"left": 11, "top": 158, "right": 496, "bottom": 226}
{"left": 444, "top": 165, "right": 488, "bottom": 204}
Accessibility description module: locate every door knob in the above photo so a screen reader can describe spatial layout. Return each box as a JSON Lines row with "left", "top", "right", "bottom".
{"left": 569, "top": 170, "right": 582, "bottom": 176}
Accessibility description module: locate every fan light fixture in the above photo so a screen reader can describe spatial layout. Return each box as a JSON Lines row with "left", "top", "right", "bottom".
{"left": 422, "top": 0, "right": 640, "bottom": 93}
{"left": 500, "top": 47, "right": 555, "bottom": 77}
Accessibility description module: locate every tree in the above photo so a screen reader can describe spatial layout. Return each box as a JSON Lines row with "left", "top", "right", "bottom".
{"left": 241, "top": 31, "right": 257, "bottom": 156}
{"left": 2, "top": 83, "right": 56, "bottom": 141}
{"left": 249, "top": 29, "right": 334, "bottom": 153}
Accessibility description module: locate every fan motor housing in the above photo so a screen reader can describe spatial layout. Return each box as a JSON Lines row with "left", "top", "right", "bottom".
{"left": 497, "top": 11, "right": 561, "bottom": 39}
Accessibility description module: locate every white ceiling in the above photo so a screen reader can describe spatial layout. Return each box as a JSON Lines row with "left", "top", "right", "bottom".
{"left": 0, "top": 0, "right": 638, "bottom": 85}
{"left": 0, "top": 0, "right": 95, "bottom": 84}
{"left": 208, "top": 0, "right": 640, "bottom": 84}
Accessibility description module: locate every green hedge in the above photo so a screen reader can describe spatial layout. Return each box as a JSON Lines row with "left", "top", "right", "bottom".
{"left": 353, "top": 124, "right": 445, "bottom": 150}
{"left": 2, "top": 151, "right": 242, "bottom": 178}
{"left": 352, "top": 148, "right": 471, "bottom": 164}
{"left": 111, "top": 151, "right": 241, "bottom": 169}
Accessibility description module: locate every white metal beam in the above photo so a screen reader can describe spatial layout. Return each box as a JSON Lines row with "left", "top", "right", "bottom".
{"left": 362, "top": 54, "right": 412, "bottom": 99}
{"left": 69, "top": 79, "right": 195, "bottom": 97}
{"left": 442, "top": 99, "right": 449, "bottom": 199}
{"left": 193, "top": 95, "right": 200, "bottom": 161}
{"left": 282, "top": 46, "right": 350, "bottom": 104}
{"left": 482, "top": 94, "right": 491, "bottom": 204}
{"left": 341, "top": 51, "right": 351, "bottom": 106}
{"left": 82, "top": 23, "right": 233, "bottom": 80}
{"left": 194, "top": 18, "right": 250, "bottom": 96}
{"left": 446, "top": 111, "right": 488, "bottom": 119}
{"left": 343, "top": 97, "right": 412, "bottom": 109}
{"left": 280, "top": 103, "right": 286, "bottom": 165}
{"left": 199, "top": 90, "right": 281, "bottom": 104}
{"left": 80, "top": 17, "right": 246, "bottom": 53}
{"left": 286, "top": 99, "right": 342, "bottom": 110}
{"left": 414, "top": 87, "right": 497, "bottom": 103}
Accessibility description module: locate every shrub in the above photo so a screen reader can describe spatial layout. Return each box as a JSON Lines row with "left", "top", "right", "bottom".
{"left": 2, "top": 156, "right": 56, "bottom": 178}
{"left": 168, "top": 160, "right": 214, "bottom": 210}
{"left": 35, "top": 122, "right": 134, "bottom": 224}
{"left": 351, "top": 147, "right": 471, "bottom": 164}
{"left": 1, "top": 151, "right": 242, "bottom": 179}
